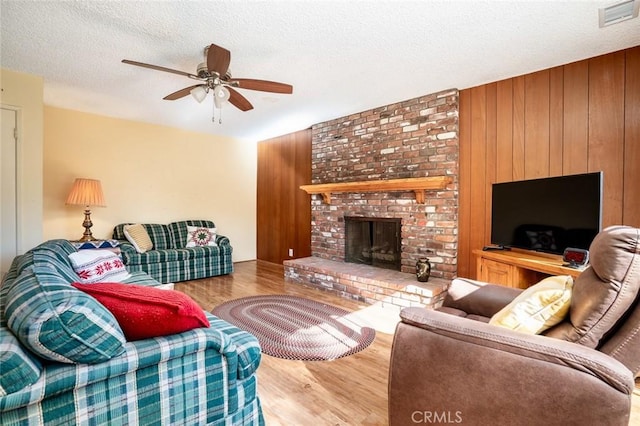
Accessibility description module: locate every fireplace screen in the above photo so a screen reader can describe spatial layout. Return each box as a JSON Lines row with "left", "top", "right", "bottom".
{"left": 345, "top": 217, "right": 401, "bottom": 271}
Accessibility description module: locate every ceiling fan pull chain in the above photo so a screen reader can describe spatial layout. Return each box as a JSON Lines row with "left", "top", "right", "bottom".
{"left": 210, "top": 96, "right": 224, "bottom": 124}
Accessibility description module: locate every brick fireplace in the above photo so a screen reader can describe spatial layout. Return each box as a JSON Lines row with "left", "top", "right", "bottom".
{"left": 284, "top": 88, "right": 459, "bottom": 309}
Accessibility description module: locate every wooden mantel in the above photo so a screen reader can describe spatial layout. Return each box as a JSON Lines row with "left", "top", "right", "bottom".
{"left": 300, "top": 176, "right": 452, "bottom": 204}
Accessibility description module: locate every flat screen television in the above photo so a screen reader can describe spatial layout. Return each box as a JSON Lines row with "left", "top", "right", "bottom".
{"left": 490, "top": 172, "right": 603, "bottom": 255}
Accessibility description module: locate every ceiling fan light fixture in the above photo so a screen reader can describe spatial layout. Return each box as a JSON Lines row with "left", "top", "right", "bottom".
{"left": 190, "top": 86, "right": 208, "bottom": 103}
{"left": 213, "top": 85, "right": 230, "bottom": 108}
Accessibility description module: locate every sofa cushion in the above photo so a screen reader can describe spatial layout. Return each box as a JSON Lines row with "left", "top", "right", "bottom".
{"left": 68, "top": 249, "right": 131, "bottom": 283}
{"left": 124, "top": 224, "right": 154, "bottom": 253}
{"left": 169, "top": 220, "right": 217, "bottom": 249}
{"left": 0, "top": 327, "right": 42, "bottom": 395}
{"left": 543, "top": 226, "right": 640, "bottom": 347}
{"left": 114, "top": 223, "right": 174, "bottom": 250}
{"left": 72, "top": 282, "right": 210, "bottom": 341}
{"left": 489, "top": 275, "right": 573, "bottom": 334}
{"left": 185, "top": 225, "right": 218, "bottom": 247}
{"left": 121, "top": 248, "right": 193, "bottom": 265}
{"left": 5, "top": 261, "right": 126, "bottom": 364}
{"left": 121, "top": 246, "right": 224, "bottom": 266}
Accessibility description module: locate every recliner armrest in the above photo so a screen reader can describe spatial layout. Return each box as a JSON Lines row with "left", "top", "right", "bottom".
{"left": 399, "top": 307, "right": 633, "bottom": 392}
{"left": 389, "top": 307, "right": 634, "bottom": 426}
{"left": 443, "top": 277, "right": 522, "bottom": 318}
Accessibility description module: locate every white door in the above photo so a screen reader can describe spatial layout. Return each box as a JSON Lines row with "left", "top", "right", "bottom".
{"left": 1, "top": 108, "right": 18, "bottom": 279}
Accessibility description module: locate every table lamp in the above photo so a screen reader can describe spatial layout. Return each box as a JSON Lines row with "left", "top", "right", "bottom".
{"left": 65, "top": 178, "right": 106, "bottom": 242}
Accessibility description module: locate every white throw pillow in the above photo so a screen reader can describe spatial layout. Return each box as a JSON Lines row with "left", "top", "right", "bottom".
{"left": 123, "top": 224, "right": 153, "bottom": 253}
{"left": 185, "top": 226, "right": 217, "bottom": 247}
{"left": 69, "top": 249, "right": 131, "bottom": 284}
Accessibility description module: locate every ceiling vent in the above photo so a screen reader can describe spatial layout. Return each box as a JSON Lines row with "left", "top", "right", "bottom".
{"left": 599, "top": 0, "right": 640, "bottom": 27}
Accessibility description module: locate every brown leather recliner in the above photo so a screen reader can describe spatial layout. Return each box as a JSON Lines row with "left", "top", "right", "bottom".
{"left": 389, "top": 225, "right": 640, "bottom": 426}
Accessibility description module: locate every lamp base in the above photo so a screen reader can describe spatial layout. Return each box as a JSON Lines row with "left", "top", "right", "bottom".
{"left": 78, "top": 208, "right": 97, "bottom": 242}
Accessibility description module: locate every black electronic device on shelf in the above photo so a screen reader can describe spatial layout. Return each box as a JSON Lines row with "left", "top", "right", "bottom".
{"left": 482, "top": 245, "right": 510, "bottom": 251}
{"left": 563, "top": 247, "right": 590, "bottom": 268}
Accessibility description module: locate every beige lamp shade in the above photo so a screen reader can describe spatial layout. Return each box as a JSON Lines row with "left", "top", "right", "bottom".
{"left": 65, "top": 178, "right": 106, "bottom": 207}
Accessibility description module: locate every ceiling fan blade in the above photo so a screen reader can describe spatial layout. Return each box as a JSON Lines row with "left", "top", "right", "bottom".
{"left": 122, "top": 59, "right": 198, "bottom": 79}
{"left": 231, "top": 78, "right": 293, "bottom": 94}
{"left": 207, "top": 44, "right": 231, "bottom": 77}
{"left": 227, "top": 87, "right": 254, "bottom": 111}
{"left": 163, "top": 84, "right": 204, "bottom": 100}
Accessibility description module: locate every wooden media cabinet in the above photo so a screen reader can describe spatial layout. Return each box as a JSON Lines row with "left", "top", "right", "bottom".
{"left": 473, "top": 248, "right": 584, "bottom": 289}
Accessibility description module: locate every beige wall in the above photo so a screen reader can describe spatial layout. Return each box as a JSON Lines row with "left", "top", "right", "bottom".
{"left": 0, "top": 68, "right": 44, "bottom": 252}
{"left": 44, "top": 106, "right": 257, "bottom": 261}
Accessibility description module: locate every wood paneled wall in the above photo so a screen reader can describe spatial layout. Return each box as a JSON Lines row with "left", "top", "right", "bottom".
{"left": 458, "top": 46, "right": 640, "bottom": 279}
{"left": 257, "top": 129, "right": 312, "bottom": 264}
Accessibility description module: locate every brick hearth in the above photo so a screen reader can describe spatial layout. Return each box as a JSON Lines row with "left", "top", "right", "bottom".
{"left": 284, "top": 257, "right": 448, "bottom": 311}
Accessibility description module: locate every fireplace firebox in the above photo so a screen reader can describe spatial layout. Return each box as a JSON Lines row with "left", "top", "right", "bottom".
{"left": 345, "top": 216, "right": 401, "bottom": 271}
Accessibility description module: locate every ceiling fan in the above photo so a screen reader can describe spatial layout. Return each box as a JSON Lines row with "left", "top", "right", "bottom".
{"left": 122, "top": 43, "right": 293, "bottom": 114}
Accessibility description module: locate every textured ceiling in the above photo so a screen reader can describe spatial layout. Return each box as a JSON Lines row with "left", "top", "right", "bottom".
{"left": 1, "top": 1, "right": 639, "bottom": 141}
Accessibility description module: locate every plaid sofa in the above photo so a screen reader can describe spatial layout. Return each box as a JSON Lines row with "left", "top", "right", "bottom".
{"left": 113, "top": 220, "right": 233, "bottom": 284}
{"left": 0, "top": 239, "right": 264, "bottom": 425}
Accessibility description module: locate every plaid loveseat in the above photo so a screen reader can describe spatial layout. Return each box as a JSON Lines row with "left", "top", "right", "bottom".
{"left": 113, "top": 220, "right": 233, "bottom": 284}
{"left": 0, "top": 239, "right": 263, "bottom": 425}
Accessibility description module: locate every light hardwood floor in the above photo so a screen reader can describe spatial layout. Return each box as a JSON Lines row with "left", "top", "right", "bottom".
{"left": 176, "top": 260, "right": 640, "bottom": 426}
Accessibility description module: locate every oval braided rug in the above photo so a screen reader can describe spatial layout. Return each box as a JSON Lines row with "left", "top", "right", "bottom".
{"left": 212, "top": 295, "right": 376, "bottom": 361}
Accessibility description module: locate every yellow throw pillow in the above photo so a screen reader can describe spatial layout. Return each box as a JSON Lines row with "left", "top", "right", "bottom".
{"left": 489, "top": 275, "right": 573, "bottom": 334}
{"left": 123, "top": 224, "right": 153, "bottom": 253}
